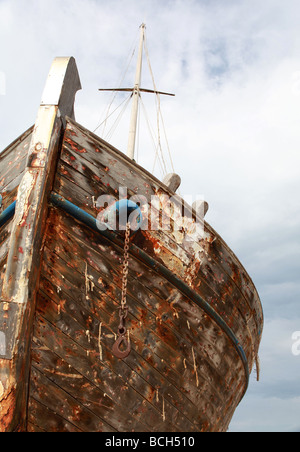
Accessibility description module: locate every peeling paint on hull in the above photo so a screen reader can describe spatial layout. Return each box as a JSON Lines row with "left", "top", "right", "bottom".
{"left": 0, "top": 68, "right": 263, "bottom": 432}
{"left": 25, "top": 119, "right": 263, "bottom": 432}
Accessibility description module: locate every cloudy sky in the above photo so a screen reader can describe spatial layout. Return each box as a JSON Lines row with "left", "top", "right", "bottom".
{"left": 1, "top": 0, "right": 300, "bottom": 432}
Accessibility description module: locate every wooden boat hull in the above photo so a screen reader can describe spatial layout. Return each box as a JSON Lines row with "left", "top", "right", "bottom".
{"left": 0, "top": 57, "right": 263, "bottom": 432}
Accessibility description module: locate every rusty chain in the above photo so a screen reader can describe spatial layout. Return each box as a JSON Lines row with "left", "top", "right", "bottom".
{"left": 112, "top": 221, "right": 131, "bottom": 359}
{"left": 120, "top": 221, "right": 131, "bottom": 311}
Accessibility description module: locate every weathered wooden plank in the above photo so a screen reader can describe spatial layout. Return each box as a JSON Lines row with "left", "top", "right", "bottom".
{"left": 27, "top": 398, "right": 83, "bottom": 432}
{"left": 32, "top": 311, "right": 183, "bottom": 432}
{"left": 0, "top": 261, "right": 7, "bottom": 300}
{"left": 31, "top": 337, "right": 150, "bottom": 432}
{"left": 37, "top": 210, "right": 246, "bottom": 425}
{"left": 0, "top": 56, "right": 262, "bottom": 433}
{"left": 58, "top": 123, "right": 262, "bottom": 366}
{"left": 137, "top": 230, "right": 254, "bottom": 355}
{"left": 27, "top": 140, "right": 255, "bottom": 433}
{"left": 41, "top": 245, "right": 232, "bottom": 370}
{"left": 0, "top": 220, "right": 13, "bottom": 344}
{"left": 0, "top": 219, "right": 12, "bottom": 261}
{"left": 0, "top": 126, "right": 32, "bottom": 174}
{"left": 55, "top": 154, "right": 247, "bottom": 333}
{"left": 30, "top": 365, "right": 115, "bottom": 432}
{"left": 1, "top": 182, "right": 19, "bottom": 211}
{"left": 61, "top": 124, "right": 159, "bottom": 199}
{"left": 54, "top": 162, "right": 106, "bottom": 216}
{"left": 36, "top": 210, "right": 243, "bottom": 432}
{"left": 42, "top": 218, "right": 238, "bottom": 385}
{"left": 54, "top": 153, "right": 256, "bottom": 345}
{"left": 61, "top": 118, "right": 262, "bottom": 327}
{"left": 29, "top": 116, "right": 260, "bottom": 434}
{"left": 0, "top": 129, "right": 32, "bottom": 211}
{"left": 1, "top": 164, "right": 27, "bottom": 209}
{"left": 43, "top": 207, "right": 249, "bottom": 377}
{"left": 209, "top": 236, "right": 263, "bottom": 333}
{"left": 56, "top": 121, "right": 262, "bottom": 361}
{"left": 36, "top": 278, "right": 214, "bottom": 430}
{"left": 0, "top": 57, "right": 81, "bottom": 432}
{"left": 38, "top": 251, "right": 228, "bottom": 420}
{"left": 27, "top": 420, "right": 47, "bottom": 432}
{"left": 33, "top": 291, "right": 199, "bottom": 432}
{"left": 0, "top": 153, "right": 27, "bottom": 188}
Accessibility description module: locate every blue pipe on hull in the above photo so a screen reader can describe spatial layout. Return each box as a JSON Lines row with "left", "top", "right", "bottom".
{"left": 50, "top": 193, "right": 142, "bottom": 232}
{"left": 0, "top": 201, "right": 16, "bottom": 228}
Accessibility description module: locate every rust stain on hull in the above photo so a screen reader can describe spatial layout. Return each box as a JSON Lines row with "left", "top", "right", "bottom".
{"left": 27, "top": 120, "right": 262, "bottom": 432}
{"left": 0, "top": 116, "right": 263, "bottom": 433}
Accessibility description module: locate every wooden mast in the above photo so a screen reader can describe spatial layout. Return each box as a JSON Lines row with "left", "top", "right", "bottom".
{"left": 0, "top": 57, "right": 81, "bottom": 431}
{"left": 126, "top": 23, "right": 145, "bottom": 160}
{"left": 98, "top": 23, "right": 175, "bottom": 162}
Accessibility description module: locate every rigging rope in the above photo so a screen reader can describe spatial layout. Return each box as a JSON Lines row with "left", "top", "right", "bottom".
{"left": 139, "top": 96, "right": 167, "bottom": 177}
{"left": 95, "top": 27, "right": 177, "bottom": 180}
{"left": 103, "top": 94, "right": 132, "bottom": 142}
{"left": 94, "top": 31, "right": 139, "bottom": 135}
{"left": 143, "top": 29, "right": 176, "bottom": 176}
{"left": 93, "top": 94, "right": 131, "bottom": 135}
